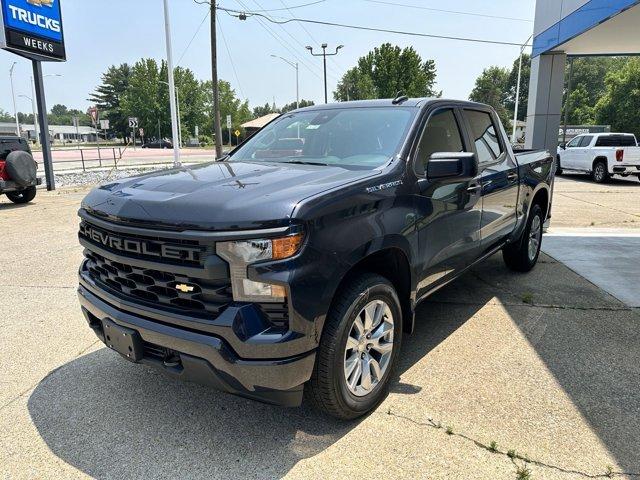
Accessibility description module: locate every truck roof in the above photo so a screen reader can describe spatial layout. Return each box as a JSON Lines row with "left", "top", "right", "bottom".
{"left": 293, "top": 98, "right": 490, "bottom": 112}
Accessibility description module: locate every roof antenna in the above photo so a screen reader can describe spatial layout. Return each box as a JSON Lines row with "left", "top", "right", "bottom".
{"left": 392, "top": 91, "right": 409, "bottom": 105}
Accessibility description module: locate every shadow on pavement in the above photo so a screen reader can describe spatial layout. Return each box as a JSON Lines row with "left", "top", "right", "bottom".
{"left": 558, "top": 172, "right": 640, "bottom": 187}
{"left": 27, "top": 255, "right": 640, "bottom": 477}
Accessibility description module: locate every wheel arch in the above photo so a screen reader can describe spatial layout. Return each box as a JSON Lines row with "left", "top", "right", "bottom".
{"left": 592, "top": 156, "right": 609, "bottom": 172}
{"left": 328, "top": 243, "right": 415, "bottom": 336}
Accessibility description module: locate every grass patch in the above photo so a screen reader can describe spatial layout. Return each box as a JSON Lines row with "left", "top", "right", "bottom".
{"left": 521, "top": 292, "right": 534, "bottom": 304}
{"left": 446, "top": 426, "right": 453, "bottom": 435}
{"left": 489, "top": 441, "right": 498, "bottom": 452}
{"left": 515, "top": 465, "right": 532, "bottom": 480}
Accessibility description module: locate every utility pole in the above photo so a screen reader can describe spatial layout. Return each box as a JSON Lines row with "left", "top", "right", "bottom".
{"left": 210, "top": 0, "right": 223, "bottom": 158}
{"left": 306, "top": 44, "right": 343, "bottom": 103}
{"left": 162, "top": 0, "right": 181, "bottom": 167}
{"left": 271, "top": 55, "right": 299, "bottom": 109}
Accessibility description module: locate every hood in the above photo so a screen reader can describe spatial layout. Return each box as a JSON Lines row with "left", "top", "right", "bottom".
{"left": 81, "top": 161, "right": 379, "bottom": 230}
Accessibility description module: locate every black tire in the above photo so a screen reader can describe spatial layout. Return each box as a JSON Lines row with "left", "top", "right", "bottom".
{"left": 306, "top": 273, "right": 402, "bottom": 420}
{"left": 555, "top": 156, "right": 563, "bottom": 175}
{"left": 5, "top": 150, "right": 37, "bottom": 187}
{"left": 592, "top": 160, "right": 609, "bottom": 183}
{"left": 6, "top": 186, "right": 37, "bottom": 204}
{"left": 503, "top": 203, "right": 543, "bottom": 272}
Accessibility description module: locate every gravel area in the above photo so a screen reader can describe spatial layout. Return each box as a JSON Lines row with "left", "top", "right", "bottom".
{"left": 50, "top": 165, "right": 171, "bottom": 188}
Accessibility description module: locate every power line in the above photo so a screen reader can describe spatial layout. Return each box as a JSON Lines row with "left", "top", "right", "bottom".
{"left": 362, "top": 0, "right": 533, "bottom": 22}
{"left": 177, "top": 10, "right": 210, "bottom": 65}
{"left": 248, "top": 0, "right": 340, "bottom": 80}
{"left": 217, "top": 6, "right": 532, "bottom": 47}
{"left": 232, "top": 0, "right": 324, "bottom": 81}
{"left": 217, "top": 11, "right": 246, "bottom": 100}
{"left": 242, "top": 0, "right": 326, "bottom": 12}
{"left": 277, "top": 0, "right": 343, "bottom": 77}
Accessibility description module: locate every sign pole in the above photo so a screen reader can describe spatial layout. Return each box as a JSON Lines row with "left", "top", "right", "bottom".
{"left": 32, "top": 60, "right": 55, "bottom": 191}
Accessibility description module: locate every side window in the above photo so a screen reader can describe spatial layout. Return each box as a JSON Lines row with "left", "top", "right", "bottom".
{"left": 465, "top": 110, "right": 503, "bottom": 164}
{"left": 415, "top": 109, "right": 464, "bottom": 175}
{"left": 566, "top": 136, "right": 582, "bottom": 148}
{"left": 579, "top": 135, "right": 593, "bottom": 147}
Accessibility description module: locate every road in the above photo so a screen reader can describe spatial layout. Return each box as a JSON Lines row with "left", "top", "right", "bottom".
{"left": 1, "top": 174, "right": 639, "bottom": 479}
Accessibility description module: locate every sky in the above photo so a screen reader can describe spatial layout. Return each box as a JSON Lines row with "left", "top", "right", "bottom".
{"left": 0, "top": 0, "right": 536, "bottom": 117}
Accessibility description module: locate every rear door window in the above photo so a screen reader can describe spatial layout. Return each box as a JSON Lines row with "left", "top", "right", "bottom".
{"left": 464, "top": 110, "right": 503, "bottom": 164}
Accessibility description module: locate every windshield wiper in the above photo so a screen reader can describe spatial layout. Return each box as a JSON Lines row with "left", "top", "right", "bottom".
{"left": 281, "top": 160, "right": 329, "bottom": 166}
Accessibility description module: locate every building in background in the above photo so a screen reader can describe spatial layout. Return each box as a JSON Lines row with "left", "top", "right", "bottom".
{"left": 526, "top": 0, "right": 640, "bottom": 154}
{"left": 0, "top": 122, "right": 98, "bottom": 143}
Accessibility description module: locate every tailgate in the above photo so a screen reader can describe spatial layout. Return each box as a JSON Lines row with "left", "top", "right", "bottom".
{"left": 622, "top": 147, "right": 640, "bottom": 165}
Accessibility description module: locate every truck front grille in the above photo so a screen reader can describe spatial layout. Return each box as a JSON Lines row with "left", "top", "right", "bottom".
{"left": 85, "top": 251, "right": 232, "bottom": 316}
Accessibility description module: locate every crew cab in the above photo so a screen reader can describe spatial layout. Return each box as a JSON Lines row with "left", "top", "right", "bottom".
{"left": 0, "top": 136, "right": 41, "bottom": 204}
{"left": 557, "top": 132, "right": 640, "bottom": 183}
{"left": 77, "top": 99, "right": 554, "bottom": 419}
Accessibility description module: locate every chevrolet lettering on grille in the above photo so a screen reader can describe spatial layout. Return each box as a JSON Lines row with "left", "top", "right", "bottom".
{"left": 79, "top": 223, "right": 202, "bottom": 262}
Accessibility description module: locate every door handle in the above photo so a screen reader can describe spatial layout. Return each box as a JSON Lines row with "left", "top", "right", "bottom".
{"left": 467, "top": 184, "right": 481, "bottom": 193}
{"left": 507, "top": 172, "right": 518, "bottom": 181}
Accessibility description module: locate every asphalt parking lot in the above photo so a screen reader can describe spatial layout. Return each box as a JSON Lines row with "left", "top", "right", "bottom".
{"left": 1, "top": 173, "right": 640, "bottom": 479}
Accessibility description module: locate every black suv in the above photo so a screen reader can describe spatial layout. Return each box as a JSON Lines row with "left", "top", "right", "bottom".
{"left": 0, "top": 136, "right": 41, "bottom": 204}
{"left": 78, "top": 99, "right": 553, "bottom": 419}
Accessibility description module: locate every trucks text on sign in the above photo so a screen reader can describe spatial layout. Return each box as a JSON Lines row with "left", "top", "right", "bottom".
{"left": 0, "top": 0, "right": 66, "bottom": 61}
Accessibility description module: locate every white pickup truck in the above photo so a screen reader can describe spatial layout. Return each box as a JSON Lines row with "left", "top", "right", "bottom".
{"left": 557, "top": 133, "right": 640, "bottom": 183}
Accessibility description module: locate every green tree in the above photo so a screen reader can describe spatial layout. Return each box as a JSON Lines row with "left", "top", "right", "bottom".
{"left": 252, "top": 102, "right": 277, "bottom": 118}
{"left": 504, "top": 54, "right": 530, "bottom": 122}
{"left": 120, "top": 58, "right": 165, "bottom": 141}
{"left": 202, "top": 80, "right": 251, "bottom": 141}
{"left": 469, "top": 66, "right": 512, "bottom": 130}
{"left": 281, "top": 99, "right": 314, "bottom": 113}
{"left": 334, "top": 67, "right": 376, "bottom": 101}
{"left": 334, "top": 43, "right": 439, "bottom": 101}
{"left": 596, "top": 58, "right": 640, "bottom": 137}
{"left": 89, "top": 63, "right": 132, "bottom": 140}
{"left": 0, "top": 109, "right": 12, "bottom": 122}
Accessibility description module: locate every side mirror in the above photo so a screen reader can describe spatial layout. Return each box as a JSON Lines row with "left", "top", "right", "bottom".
{"left": 427, "top": 152, "right": 478, "bottom": 181}
{"left": 559, "top": 143, "right": 566, "bottom": 150}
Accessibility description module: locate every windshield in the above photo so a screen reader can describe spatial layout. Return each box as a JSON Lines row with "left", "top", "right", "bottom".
{"left": 229, "top": 107, "right": 416, "bottom": 169}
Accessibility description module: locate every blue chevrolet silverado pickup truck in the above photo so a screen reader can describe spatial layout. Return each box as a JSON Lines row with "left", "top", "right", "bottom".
{"left": 77, "top": 98, "right": 554, "bottom": 419}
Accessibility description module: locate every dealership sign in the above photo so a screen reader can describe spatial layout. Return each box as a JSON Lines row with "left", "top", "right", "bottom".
{"left": 0, "top": 0, "right": 66, "bottom": 61}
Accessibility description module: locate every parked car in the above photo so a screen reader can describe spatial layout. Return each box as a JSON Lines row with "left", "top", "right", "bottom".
{"left": 77, "top": 98, "right": 554, "bottom": 419}
{"left": 142, "top": 139, "right": 173, "bottom": 149}
{"left": 0, "top": 136, "right": 41, "bottom": 204}
{"left": 557, "top": 133, "right": 640, "bottom": 183}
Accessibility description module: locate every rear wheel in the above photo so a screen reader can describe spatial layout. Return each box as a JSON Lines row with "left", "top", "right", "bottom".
{"left": 306, "top": 273, "right": 402, "bottom": 419}
{"left": 6, "top": 186, "right": 36, "bottom": 204}
{"left": 503, "top": 203, "right": 543, "bottom": 272}
{"left": 592, "top": 160, "right": 609, "bottom": 183}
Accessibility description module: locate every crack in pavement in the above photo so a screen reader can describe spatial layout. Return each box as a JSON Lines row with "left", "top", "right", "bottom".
{"left": 556, "top": 192, "right": 640, "bottom": 219}
{"left": 0, "top": 339, "right": 100, "bottom": 412}
{"left": 426, "top": 299, "right": 633, "bottom": 312}
{"left": 383, "top": 410, "right": 640, "bottom": 479}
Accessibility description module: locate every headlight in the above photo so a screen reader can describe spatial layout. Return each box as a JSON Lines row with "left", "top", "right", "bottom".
{"left": 216, "top": 233, "right": 304, "bottom": 302}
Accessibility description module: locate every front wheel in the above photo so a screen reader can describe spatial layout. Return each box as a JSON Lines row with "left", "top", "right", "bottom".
{"left": 6, "top": 186, "right": 37, "bottom": 204}
{"left": 306, "top": 273, "right": 402, "bottom": 419}
{"left": 503, "top": 203, "right": 543, "bottom": 272}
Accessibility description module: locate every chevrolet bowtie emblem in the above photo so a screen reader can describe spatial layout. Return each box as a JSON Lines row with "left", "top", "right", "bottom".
{"left": 175, "top": 284, "right": 195, "bottom": 293}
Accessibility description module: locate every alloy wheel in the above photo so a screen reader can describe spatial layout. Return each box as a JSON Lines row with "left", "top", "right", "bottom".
{"left": 343, "top": 300, "right": 394, "bottom": 397}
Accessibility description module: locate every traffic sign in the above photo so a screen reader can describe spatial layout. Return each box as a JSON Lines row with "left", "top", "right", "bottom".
{"left": 234, "top": 130, "right": 240, "bottom": 137}
{"left": 128, "top": 117, "right": 139, "bottom": 128}
{"left": 139, "top": 128, "right": 144, "bottom": 136}
{"left": 88, "top": 107, "right": 99, "bottom": 126}
{"left": 226, "top": 115, "right": 232, "bottom": 130}
{"left": 100, "top": 119, "right": 110, "bottom": 130}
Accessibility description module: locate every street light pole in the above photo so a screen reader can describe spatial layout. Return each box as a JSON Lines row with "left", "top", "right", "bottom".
{"left": 512, "top": 34, "right": 533, "bottom": 144}
{"left": 29, "top": 74, "right": 61, "bottom": 146}
{"left": 160, "top": 80, "right": 182, "bottom": 147}
{"left": 306, "top": 44, "right": 343, "bottom": 104}
{"left": 162, "top": 0, "right": 181, "bottom": 167}
{"left": 270, "top": 55, "right": 299, "bottom": 108}
{"left": 9, "top": 62, "right": 20, "bottom": 136}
